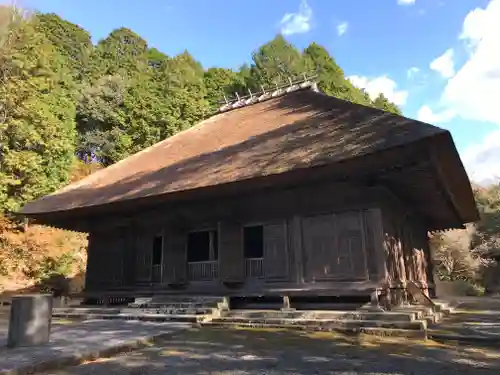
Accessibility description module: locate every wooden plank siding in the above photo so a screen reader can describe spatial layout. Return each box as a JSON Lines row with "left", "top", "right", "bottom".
{"left": 83, "top": 177, "right": 432, "bottom": 298}
{"left": 135, "top": 232, "right": 153, "bottom": 283}
{"left": 219, "top": 221, "right": 245, "bottom": 282}
{"left": 163, "top": 228, "right": 187, "bottom": 284}
{"left": 263, "top": 222, "right": 289, "bottom": 281}
{"left": 301, "top": 211, "right": 371, "bottom": 282}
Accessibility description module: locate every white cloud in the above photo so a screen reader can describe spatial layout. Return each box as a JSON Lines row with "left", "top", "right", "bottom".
{"left": 348, "top": 75, "right": 409, "bottom": 106}
{"left": 432, "top": 0, "right": 500, "bottom": 183}
{"left": 337, "top": 22, "right": 348, "bottom": 36}
{"left": 460, "top": 5, "right": 488, "bottom": 47}
{"left": 462, "top": 130, "right": 500, "bottom": 185}
{"left": 398, "top": 0, "right": 416, "bottom": 5}
{"left": 440, "top": 0, "right": 500, "bottom": 125}
{"left": 280, "top": 0, "right": 313, "bottom": 36}
{"left": 407, "top": 67, "right": 420, "bottom": 79}
{"left": 417, "top": 105, "right": 456, "bottom": 124}
{"left": 430, "top": 48, "right": 455, "bottom": 78}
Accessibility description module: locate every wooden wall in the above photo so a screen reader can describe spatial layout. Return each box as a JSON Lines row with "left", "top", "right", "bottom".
{"left": 84, "top": 178, "right": 418, "bottom": 296}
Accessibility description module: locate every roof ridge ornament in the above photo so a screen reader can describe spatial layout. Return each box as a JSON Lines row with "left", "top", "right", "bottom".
{"left": 217, "top": 72, "right": 319, "bottom": 114}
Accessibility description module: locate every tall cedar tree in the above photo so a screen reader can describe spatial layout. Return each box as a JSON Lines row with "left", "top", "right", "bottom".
{"left": 0, "top": 7, "right": 76, "bottom": 213}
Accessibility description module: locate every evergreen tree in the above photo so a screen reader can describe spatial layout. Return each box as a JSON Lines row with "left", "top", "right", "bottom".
{"left": 251, "top": 35, "right": 307, "bottom": 86}
{"left": 0, "top": 7, "right": 76, "bottom": 212}
{"left": 373, "top": 93, "right": 402, "bottom": 115}
{"left": 303, "top": 42, "right": 372, "bottom": 106}
{"left": 204, "top": 67, "right": 242, "bottom": 111}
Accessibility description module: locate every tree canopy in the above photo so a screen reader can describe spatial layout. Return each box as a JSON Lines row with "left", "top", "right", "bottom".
{"left": 0, "top": 7, "right": 76, "bottom": 212}
{"left": 0, "top": 9, "right": 404, "bottom": 213}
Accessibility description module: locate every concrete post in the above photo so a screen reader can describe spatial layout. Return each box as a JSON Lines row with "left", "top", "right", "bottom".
{"left": 361, "top": 290, "right": 385, "bottom": 312}
{"left": 281, "top": 295, "right": 295, "bottom": 311}
{"left": 7, "top": 294, "right": 53, "bottom": 348}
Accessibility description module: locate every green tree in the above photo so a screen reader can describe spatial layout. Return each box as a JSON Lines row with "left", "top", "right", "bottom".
{"left": 204, "top": 67, "right": 242, "bottom": 111}
{"left": 251, "top": 35, "right": 307, "bottom": 86}
{"left": 157, "top": 51, "right": 210, "bottom": 130}
{"left": 35, "top": 12, "right": 93, "bottom": 81}
{"left": 76, "top": 75, "right": 128, "bottom": 164}
{"left": 303, "top": 42, "right": 372, "bottom": 106}
{"left": 373, "top": 93, "right": 402, "bottom": 115}
{"left": 0, "top": 7, "right": 77, "bottom": 212}
{"left": 92, "top": 27, "right": 149, "bottom": 79}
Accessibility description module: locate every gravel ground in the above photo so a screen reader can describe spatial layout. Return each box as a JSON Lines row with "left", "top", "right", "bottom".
{"left": 42, "top": 327, "right": 500, "bottom": 375}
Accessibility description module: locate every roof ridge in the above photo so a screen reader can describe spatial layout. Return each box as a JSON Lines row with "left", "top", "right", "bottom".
{"left": 217, "top": 77, "right": 320, "bottom": 115}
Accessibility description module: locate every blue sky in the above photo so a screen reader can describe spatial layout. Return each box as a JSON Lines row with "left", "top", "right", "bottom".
{"left": 19, "top": 0, "right": 500, "bottom": 184}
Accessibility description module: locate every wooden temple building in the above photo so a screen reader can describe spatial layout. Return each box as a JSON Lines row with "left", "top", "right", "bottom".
{"left": 19, "top": 80, "right": 479, "bottom": 309}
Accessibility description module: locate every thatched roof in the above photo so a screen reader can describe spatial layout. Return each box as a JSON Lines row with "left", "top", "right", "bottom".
{"left": 19, "top": 86, "right": 478, "bottom": 228}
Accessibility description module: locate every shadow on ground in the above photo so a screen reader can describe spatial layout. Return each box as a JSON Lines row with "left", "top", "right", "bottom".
{"left": 43, "top": 326, "right": 500, "bottom": 375}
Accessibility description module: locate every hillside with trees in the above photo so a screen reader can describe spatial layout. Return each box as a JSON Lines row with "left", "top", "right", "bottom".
{"left": 0, "top": 6, "right": 498, "bottom": 294}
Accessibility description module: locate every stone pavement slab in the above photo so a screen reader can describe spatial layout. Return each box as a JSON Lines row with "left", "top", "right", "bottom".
{"left": 428, "top": 297, "right": 500, "bottom": 345}
{"left": 429, "top": 310, "right": 500, "bottom": 344}
{"left": 0, "top": 318, "right": 189, "bottom": 375}
{"left": 40, "top": 326, "right": 500, "bottom": 375}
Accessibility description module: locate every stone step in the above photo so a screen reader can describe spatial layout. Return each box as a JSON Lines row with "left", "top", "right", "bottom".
{"left": 150, "top": 295, "right": 223, "bottom": 304}
{"left": 287, "top": 302, "right": 367, "bottom": 311}
{"left": 425, "top": 311, "right": 444, "bottom": 325}
{"left": 54, "top": 307, "right": 123, "bottom": 314}
{"left": 210, "top": 316, "right": 427, "bottom": 331}
{"left": 390, "top": 305, "right": 446, "bottom": 326}
{"left": 430, "top": 303, "right": 454, "bottom": 315}
{"left": 145, "top": 302, "right": 217, "bottom": 309}
{"left": 432, "top": 298, "right": 459, "bottom": 309}
{"left": 128, "top": 296, "right": 224, "bottom": 309}
{"left": 392, "top": 306, "right": 433, "bottom": 319}
{"left": 135, "top": 308, "right": 215, "bottom": 315}
{"left": 51, "top": 311, "right": 204, "bottom": 323}
{"left": 53, "top": 307, "right": 214, "bottom": 316}
{"left": 223, "top": 309, "right": 417, "bottom": 322}
{"left": 201, "top": 321, "right": 427, "bottom": 339}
